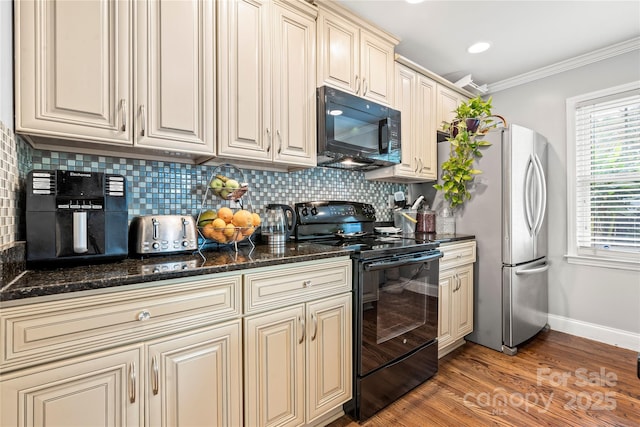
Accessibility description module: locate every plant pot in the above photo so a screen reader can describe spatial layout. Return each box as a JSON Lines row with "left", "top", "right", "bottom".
{"left": 451, "top": 118, "right": 481, "bottom": 137}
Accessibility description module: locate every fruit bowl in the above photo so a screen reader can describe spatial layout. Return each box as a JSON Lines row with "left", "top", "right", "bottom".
{"left": 197, "top": 207, "right": 261, "bottom": 245}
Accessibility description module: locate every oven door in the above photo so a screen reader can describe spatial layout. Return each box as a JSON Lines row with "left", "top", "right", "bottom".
{"left": 357, "top": 250, "right": 442, "bottom": 376}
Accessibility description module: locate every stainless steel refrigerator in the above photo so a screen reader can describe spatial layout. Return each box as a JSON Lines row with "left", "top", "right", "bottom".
{"left": 454, "top": 124, "right": 549, "bottom": 355}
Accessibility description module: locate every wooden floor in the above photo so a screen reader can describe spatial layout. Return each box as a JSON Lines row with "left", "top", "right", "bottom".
{"left": 328, "top": 330, "right": 640, "bottom": 426}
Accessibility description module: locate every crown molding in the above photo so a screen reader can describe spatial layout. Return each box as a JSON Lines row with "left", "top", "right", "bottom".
{"left": 486, "top": 37, "right": 640, "bottom": 94}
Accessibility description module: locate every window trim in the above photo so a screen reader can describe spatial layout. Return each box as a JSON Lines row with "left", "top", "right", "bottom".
{"left": 565, "top": 81, "right": 640, "bottom": 271}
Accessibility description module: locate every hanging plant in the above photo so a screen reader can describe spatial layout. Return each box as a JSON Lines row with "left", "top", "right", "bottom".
{"left": 434, "top": 96, "right": 501, "bottom": 209}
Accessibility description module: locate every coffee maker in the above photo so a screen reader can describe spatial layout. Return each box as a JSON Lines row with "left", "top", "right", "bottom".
{"left": 26, "top": 170, "right": 128, "bottom": 264}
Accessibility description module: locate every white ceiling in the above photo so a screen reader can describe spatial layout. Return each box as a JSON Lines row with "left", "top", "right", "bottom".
{"left": 336, "top": 0, "right": 640, "bottom": 91}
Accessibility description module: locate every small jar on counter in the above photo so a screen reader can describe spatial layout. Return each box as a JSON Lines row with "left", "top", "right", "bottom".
{"left": 416, "top": 208, "right": 436, "bottom": 233}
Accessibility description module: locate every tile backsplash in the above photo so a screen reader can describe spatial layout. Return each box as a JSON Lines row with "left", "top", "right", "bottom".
{"left": 18, "top": 145, "right": 406, "bottom": 234}
{"left": 0, "top": 122, "right": 20, "bottom": 246}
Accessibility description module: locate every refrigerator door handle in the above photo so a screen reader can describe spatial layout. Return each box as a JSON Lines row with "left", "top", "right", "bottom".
{"left": 515, "top": 262, "right": 550, "bottom": 275}
{"left": 524, "top": 156, "right": 535, "bottom": 235}
{"left": 532, "top": 154, "right": 547, "bottom": 236}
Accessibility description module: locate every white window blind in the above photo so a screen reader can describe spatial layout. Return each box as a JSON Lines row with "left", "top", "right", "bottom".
{"left": 574, "top": 88, "right": 640, "bottom": 257}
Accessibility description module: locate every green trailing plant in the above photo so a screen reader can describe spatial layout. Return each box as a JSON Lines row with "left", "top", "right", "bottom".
{"left": 434, "top": 96, "right": 497, "bottom": 209}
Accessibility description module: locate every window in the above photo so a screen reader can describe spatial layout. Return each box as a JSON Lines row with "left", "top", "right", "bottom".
{"left": 566, "top": 81, "right": 640, "bottom": 270}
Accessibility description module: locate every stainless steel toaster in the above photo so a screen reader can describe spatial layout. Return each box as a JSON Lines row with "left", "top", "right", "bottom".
{"left": 129, "top": 215, "right": 198, "bottom": 255}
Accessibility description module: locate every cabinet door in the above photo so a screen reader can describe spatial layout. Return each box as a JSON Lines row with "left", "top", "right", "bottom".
{"left": 306, "top": 294, "right": 352, "bottom": 422}
{"left": 415, "top": 75, "right": 437, "bottom": 180}
{"left": 0, "top": 346, "right": 142, "bottom": 427}
{"left": 146, "top": 321, "right": 242, "bottom": 427}
{"left": 392, "top": 64, "right": 417, "bottom": 177}
{"left": 245, "top": 305, "right": 305, "bottom": 427}
{"left": 316, "top": 10, "right": 359, "bottom": 94}
{"left": 15, "top": 0, "right": 132, "bottom": 143}
{"left": 272, "top": 2, "right": 317, "bottom": 167}
{"left": 360, "top": 30, "right": 394, "bottom": 105}
{"left": 135, "top": 0, "right": 215, "bottom": 155}
{"left": 437, "top": 85, "right": 465, "bottom": 131}
{"left": 437, "top": 270, "right": 455, "bottom": 351}
{"left": 218, "top": 0, "right": 271, "bottom": 161}
{"left": 453, "top": 264, "right": 474, "bottom": 338}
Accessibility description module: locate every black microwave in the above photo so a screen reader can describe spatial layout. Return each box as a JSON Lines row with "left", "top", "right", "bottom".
{"left": 317, "top": 86, "right": 401, "bottom": 171}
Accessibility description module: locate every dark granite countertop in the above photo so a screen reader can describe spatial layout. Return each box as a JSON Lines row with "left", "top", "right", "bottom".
{"left": 1, "top": 243, "right": 352, "bottom": 304}
{"left": 1, "top": 234, "right": 475, "bottom": 305}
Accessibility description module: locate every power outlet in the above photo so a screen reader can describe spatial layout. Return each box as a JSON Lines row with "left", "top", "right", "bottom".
{"left": 387, "top": 194, "right": 395, "bottom": 208}
{"left": 229, "top": 200, "right": 241, "bottom": 209}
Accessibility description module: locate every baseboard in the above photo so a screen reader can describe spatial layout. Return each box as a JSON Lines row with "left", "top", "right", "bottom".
{"left": 548, "top": 314, "right": 640, "bottom": 352}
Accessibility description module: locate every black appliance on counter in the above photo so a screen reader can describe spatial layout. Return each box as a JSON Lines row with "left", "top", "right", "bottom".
{"left": 294, "top": 201, "right": 442, "bottom": 420}
{"left": 26, "top": 170, "right": 128, "bottom": 264}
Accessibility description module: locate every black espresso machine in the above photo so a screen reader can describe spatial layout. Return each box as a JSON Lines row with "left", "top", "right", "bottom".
{"left": 26, "top": 170, "right": 128, "bottom": 264}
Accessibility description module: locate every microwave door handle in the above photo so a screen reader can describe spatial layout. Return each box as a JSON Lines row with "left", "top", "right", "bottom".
{"left": 378, "top": 119, "right": 389, "bottom": 154}
{"left": 364, "top": 252, "right": 443, "bottom": 271}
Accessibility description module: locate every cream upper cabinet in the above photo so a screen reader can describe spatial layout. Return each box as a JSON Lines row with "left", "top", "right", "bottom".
{"left": 317, "top": 2, "right": 398, "bottom": 105}
{"left": 0, "top": 345, "right": 143, "bottom": 427}
{"left": 436, "top": 84, "right": 468, "bottom": 132}
{"left": 147, "top": 321, "right": 242, "bottom": 427}
{"left": 218, "top": 0, "right": 317, "bottom": 168}
{"left": 15, "top": 0, "right": 132, "bottom": 144}
{"left": 438, "top": 240, "right": 476, "bottom": 358}
{"left": 15, "top": 0, "right": 216, "bottom": 157}
{"left": 365, "top": 62, "right": 437, "bottom": 183}
{"left": 134, "top": 0, "right": 215, "bottom": 155}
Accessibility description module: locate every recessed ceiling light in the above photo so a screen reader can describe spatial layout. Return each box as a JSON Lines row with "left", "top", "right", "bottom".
{"left": 405, "top": 0, "right": 426, "bottom": 4}
{"left": 468, "top": 42, "right": 491, "bottom": 54}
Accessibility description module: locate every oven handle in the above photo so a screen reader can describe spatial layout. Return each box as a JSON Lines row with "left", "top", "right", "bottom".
{"left": 364, "top": 251, "right": 443, "bottom": 271}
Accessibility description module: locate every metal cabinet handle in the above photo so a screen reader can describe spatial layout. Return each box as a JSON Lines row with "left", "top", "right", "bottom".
{"left": 414, "top": 157, "right": 419, "bottom": 173}
{"left": 355, "top": 75, "right": 361, "bottom": 94}
{"left": 277, "top": 130, "right": 282, "bottom": 154}
{"left": 139, "top": 105, "right": 146, "bottom": 136}
{"left": 137, "top": 310, "right": 151, "bottom": 321}
{"left": 298, "top": 316, "right": 306, "bottom": 344}
{"left": 151, "top": 355, "right": 159, "bottom": 395}
{"left": 363, "top": 78, "right": 368, "bottom": 96}
{"left": 129, "top": 362, "right": 136, "bottom": 403}
{"left": 311, "top": 313, "right": 318, "bottom": 341}
{"left": 121, "top": 99, "right": 127, "bottom": 131}
{"left": 266, "top": 128, "right": 271, "bottom": 153}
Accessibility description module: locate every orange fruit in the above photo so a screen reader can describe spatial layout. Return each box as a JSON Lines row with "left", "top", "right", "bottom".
{"left": 251, "top": 212, "right": 261, "bottom": 227}
{"left": 202, "top": 223, "right": 216, "bottom": 239}
{"left": 211, "top": 230, "right": 227, "bottom": 243}
{"left": 242, "top": 226, "right": 255, "bottom": 236}
{"left": 223, "top": 223, "right": 237, "bottom": 238}
{"left": 217, "top": 207, "right": 233, "bottom": 223}
{"left": 232, "top": 210, "right": 252, "bottom": 228}
{"left": 212, "top": 218, "right": 226, "bottom": 230}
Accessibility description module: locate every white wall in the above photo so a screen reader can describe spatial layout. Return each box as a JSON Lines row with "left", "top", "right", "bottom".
{"left": 489, "top": 51, "right": 640, "bottom": 349}
{"left": 0, "top": 0, "right": 12, "bottom": 128}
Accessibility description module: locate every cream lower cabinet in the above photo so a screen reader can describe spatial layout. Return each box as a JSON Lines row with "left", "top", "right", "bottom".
{"left": 245, "top": 294, "right": 352, "bottom": 427}
{"left": 0, "top": 273, "right": 243, "bottom": 427}
{"left": 0, "top": 345, "right": 144, "bottom": 427}
{"left": 243, "top": 257, "right": 353, "bottom": 427}
{"left": 217, "top": 0, "right": 317, "bottom": 168}
{"left": 365, "top": 62, "right": 437, "bottom": 183}
{"left": 438, "top": 240, "right": 476, "bottom": 358}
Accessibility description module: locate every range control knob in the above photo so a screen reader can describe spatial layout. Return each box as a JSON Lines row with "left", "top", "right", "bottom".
{"left": 311, "top": 207, "right": 318, "bottom": 216}
{"left": 301, "top": 207, "right": 309, "bottom": 216}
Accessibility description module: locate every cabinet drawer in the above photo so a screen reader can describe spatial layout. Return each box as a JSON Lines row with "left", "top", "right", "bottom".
{"left": 244, "top": 258, "right": 352, "bottom": 314}
{"left": 440, "top": 240, "right": 476, "bottom": 270}
{"left": 0, "top": 273, "right": 241, "bottom": 373}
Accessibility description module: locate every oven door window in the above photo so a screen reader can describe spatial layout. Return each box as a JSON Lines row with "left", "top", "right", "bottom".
{"left": 359, "top": 256, "right": 439, "bottom": 376}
